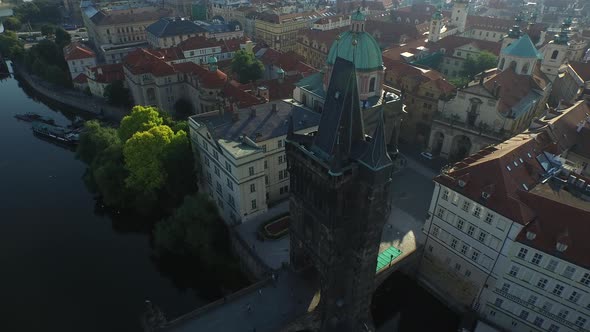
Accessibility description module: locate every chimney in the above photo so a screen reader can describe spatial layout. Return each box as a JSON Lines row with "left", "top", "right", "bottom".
{"left": 250, "top": 108, "right": 256, "bottom": 117}
{"left": 271, "top": 103, "right": 277, "bottom": 113}
{"left": 97, "top": 67, "right": 103, "bottom": 75}
{"left": 257, "top": 86, "right": 269, "bottom": 101}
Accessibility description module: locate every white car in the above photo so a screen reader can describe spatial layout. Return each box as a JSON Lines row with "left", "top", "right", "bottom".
{"left": 420, "top": 152, "right": 434, "bottom": 160}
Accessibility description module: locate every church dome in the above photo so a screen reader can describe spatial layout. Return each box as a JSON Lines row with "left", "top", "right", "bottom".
{"left": 326, "top": 10, "right": 383, "bottom": 71}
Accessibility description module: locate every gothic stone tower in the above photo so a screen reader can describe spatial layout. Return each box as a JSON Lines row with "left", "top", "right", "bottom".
{"left": 286, "top": 57, "right": 393, "bottom": 332}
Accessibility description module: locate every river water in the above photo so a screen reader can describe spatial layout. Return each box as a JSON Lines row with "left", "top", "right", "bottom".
{"left": 0, "top": 64, "right": 206, "bottom": 332}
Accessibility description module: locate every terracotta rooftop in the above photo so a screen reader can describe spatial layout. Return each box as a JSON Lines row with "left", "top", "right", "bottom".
{"left": 436, "top": 100, "right": 590, "bottom": 228}
{"left": 569, "top": 61, "right": 590, "bottom": 82}
{"left": 63, "top": 42, "right": 96, "bottom": 61}
{"left": 73, "top": 73, "right": 88, "bottom": 84}
{"left": 87, "top": 63, "right": 124, "bottom": 84}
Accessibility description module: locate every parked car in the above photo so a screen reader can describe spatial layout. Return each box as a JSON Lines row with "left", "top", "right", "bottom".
{"left": 420, "top": 152, "right": 434, "bottom": 160}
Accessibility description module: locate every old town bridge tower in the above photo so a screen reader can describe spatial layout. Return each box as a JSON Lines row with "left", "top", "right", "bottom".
{"left": 285, "top": 57, "right": 393, "bottom": 331}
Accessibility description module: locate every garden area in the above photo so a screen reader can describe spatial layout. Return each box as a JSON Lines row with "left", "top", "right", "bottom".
{"left": 258, "top": 214, "right": 290, "bottom": 240}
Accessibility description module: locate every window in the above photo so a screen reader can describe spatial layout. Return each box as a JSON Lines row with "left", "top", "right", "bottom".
{"left": 442, "top": 190, "right": 449, "bottom": 200}
{"left": 581, "top": 273, "right": 590, "bottom": 286}
{"left": 478, "top": 231, "right": 487, "bottom": 243}
{"left": 277, "top": 140, "right": 283, "bottom": 148}
{"left": 569, "top": 291, "right": 581, "bottom": 303}
{"left": 563, "top": 266, "right": 576, "bottom": 279}
{"left": 262, "top": 144, "right": 267, "bottom": 152}
{"left": 494, "top": 298, "right": 503, "bottom": 307}
{"left": 464, "top": 270, "right": 471, "bottom": 277}
{"left": 265, "top": 176, "right": 269, "bottom": 185}
{"left": 251, "top": 199, "right": 257, "bottom": 210}
{"left": 228, "top": 194, "right": 234, "bottom": 208}
{"left": 517, "top": 248, "right": 528, "bottom": 259}
{"left": 205, "top": 157, "right": 210, "bottom": 167}
{"left": 455, "top": 263, "right": 461, "bottom": 271}
{"left": 551, "top": 50, "right": 559, "bottom": 60}
{"left": 213, "top": 151, "right": 219, "bottom": 160}
{"left": 278, "top": 156, "right": 284, "bottom": 164}
{"left": 227, "top": 179, "right": 233, "bottom": 190}
{"left": 214, "top": 166, "right": 220, "bottom": 176}
{"left": 533, "top": 317, "right": 544, "bottom": 327}
{"left": 250, "top": 183, "right": 256, "bottom": 193}
{"left": 557, "top": 309, "right": 569, "bottom": 319}
{"left": 501, "top": 283, "right": 510, "bottom": 292}
{"left": 537, "top": 278, "right": 548, "bottom": 289}
{"left": 527, "top": 295, "right": 537, "bottom": 305}
{"left": 552, "top": 284, "right": 565, "bottom": 296}
{"left": 216, "top": 182, "right": 222, "bottom": 194}
{"left": 460, "top": 244, "right": 468, "bottom": 255}
{"left": 467, "top": 225, "right": 475, "bottom": 236}
{"left": 547, "top": 259, "right": 558, "bottom": 272}
{"left": 369, "top": 77, "right": 376, "bottom": 92}
{"left": 532, "top": 253, "right": 543, "bottom": 265}
{"left": 473, "top": 206, "right": 482, "bottom": 218}
{"left": 249, "top": 166, "right": 254, "bottom": 176}
{"left": 457, "top": 219, "right": 465, "bottom": 230}
{"left": 437, "top": 207, "right": 445, "bottom": 218}
{"left": 519, "top": 310, "right": 529, "bottom": 319}
{"left": 206, "top": 171, "right": 212, "bottom": 184}
{"left": 542, "top": 301, "right": 553, "bottom": 312}
{"left": 462, "top": 201, "right": 470, "bottom": 212}
{"left": 451, "top": 238, "right": 458, "bottom": 249}
{"left": 432, "top": 226, "right": 440, "bottom": 237}
{"left": 509, "top": 265, "right": 519, "bottom": 277}
{"left": 264, "top": 160, "right": 268, "bottom": 169}
{"left": 575, "top": 316, "right": 587, "bottom": 328}
{"left": 225, "top": 161, "right": 232, "bottom": 173}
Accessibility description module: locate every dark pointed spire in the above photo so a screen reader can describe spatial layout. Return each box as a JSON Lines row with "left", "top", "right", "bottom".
{"left": 312, "top": 57, "right": 364, "bottom": 162}
{"left": 358, "top": 107, "right": 392, "bottom": 171}
{"left": 328, "top": 131, "right": 343, "bottom": 176}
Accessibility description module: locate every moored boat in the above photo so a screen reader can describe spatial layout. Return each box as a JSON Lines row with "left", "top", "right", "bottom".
{"left": 32, "top": 122, "right": 79, "bottom": 145}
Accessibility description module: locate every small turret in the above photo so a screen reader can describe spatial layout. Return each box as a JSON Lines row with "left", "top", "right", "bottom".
{"left": 351, "top": 8, "right": 366, "bottom": 33}
{"left": 207, "top": 56, "right": 218, "bottom": 72}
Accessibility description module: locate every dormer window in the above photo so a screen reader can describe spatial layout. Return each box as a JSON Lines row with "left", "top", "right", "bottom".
{"left": 556, "top": 242, "right": 568, "bottom": 252}
{"left": 458, "top": 180, "right": 466, "bottom": 187}
{"left": 526, "top": 231, "right": 536, "bottom": 240}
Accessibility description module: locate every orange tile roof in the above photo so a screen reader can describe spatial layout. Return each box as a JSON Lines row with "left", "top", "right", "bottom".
{"left": 63, "top": 42, "right": 96, "bottom": 61}
{"left": 73, "top": 73, "right": 88, "bottom": 84}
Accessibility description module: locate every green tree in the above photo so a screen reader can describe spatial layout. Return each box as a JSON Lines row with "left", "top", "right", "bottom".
{"left": 231, "top": 49, "right": 263, "bottom": 83}
{"left": 123, "top": 125, "right": 176, "bottom": 194}
{"left": 462, "top": 51, "right": 497, "bottom": 79}
{"left": 449, "top": 77, "right": 470, "bottom": 88}
{"left": 91, "top": 144, "right": 129, "bottom": 207}
{"left": 154, "top": 194, "right": 222, "bottom": 259}
{"left": 0, "top": 31, "right": 24, "bottom": 59}
{"left": 173, "top": 98, "right": 194, "bottom": 118}
{"left": 40, "top": 24, "right": 55, "bottom": 36}
{"left": 161, "top": 129, "right": 197, "bottom": 204}
{"left": 76, "top": 120, "right": 120, "bottom": 164}
{"left": 118, "top": 105, "right": 164, "bottom": 142}
{"left": 54, "top": 27, "right": 71, "bottom": 48}
{"left": 104, "top": 80, "right": 131, "bottom": 106}
{"left": 3, "top": 17, "right": 22, "bottom": 31}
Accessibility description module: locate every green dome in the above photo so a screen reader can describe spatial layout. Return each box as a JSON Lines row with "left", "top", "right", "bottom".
{"left": 326, "top": 31, "right": 383, "bottom": 71}
{"left": 208, "top": 56, "right": 218, "bottom": 64}
{"left": 351, "top": 9, "right": 365, "bottom": 21}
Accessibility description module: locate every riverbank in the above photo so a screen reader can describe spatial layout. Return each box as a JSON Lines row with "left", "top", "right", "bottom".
{"left": 10, "top": 61, "right": 128, "bottom": 122}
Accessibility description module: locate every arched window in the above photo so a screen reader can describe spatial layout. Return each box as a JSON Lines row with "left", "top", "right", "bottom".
{"left": 521, "top": 62, "right": 529, "bottom": 74}
{"left": 551, "top": 50, "right": 559, "bottom": 60}
{"left": 369, "top": 77, "right": 376, "bottom": 93}
{"left": 509, "top": 61, "right": 517, "bottom": 70}
{"left": 499, "top": 58, "right": 505, "bottom": 70}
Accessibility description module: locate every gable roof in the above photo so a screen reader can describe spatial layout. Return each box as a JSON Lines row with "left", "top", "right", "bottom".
{"left": 146, "top": 17, "right": 207, "bottom": 38}
{"left": 501, "top": 35, "right": 541, "bottom": 59}
{"left": 63, "top": 42, "right": 96, "bottom": 61}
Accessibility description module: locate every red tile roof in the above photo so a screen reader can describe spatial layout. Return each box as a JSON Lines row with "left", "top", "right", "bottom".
{"left": 569, "top": 61, "right": 590, "bottom": 82}
{"left": 88, "top": 63, "right": 124, "bottom": 84}
{"left": 73, "top": 73, "right": 88, "bottom": 84}
{"left": 63, "top": 42, "right": 95, "bottom": 61}
{"left": 123, "top": 48, "right": 176, "bottom": 76}
{"left": 222, "top": 84, "right": 264, "bottom": 108}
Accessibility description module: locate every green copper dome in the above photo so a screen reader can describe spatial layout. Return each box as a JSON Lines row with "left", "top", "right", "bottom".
{"left": 351, "top": 9, "right": 366, "bottom": 21}
{"left": 326, "top": 31, "right": 383, "bottom": 71}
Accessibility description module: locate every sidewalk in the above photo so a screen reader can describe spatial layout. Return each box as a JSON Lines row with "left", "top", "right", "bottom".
{"left": 234, "top": 200, "right": 290, "bottom": 270}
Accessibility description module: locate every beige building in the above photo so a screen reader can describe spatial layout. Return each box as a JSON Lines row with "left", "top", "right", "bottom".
{"left": 81, "top": 1, "right": 172, "bottom": 62}
{"left": 63, "top": 42, "right": 97, "bottom": 80}
{"left": 254, "top": 11, "right": 329, "bottom": 52}
{"left": 421, "top": 101, "right": 590, "bottom": 332}
{"left": 188, "top": 101, "right": 320, "bottom": 224}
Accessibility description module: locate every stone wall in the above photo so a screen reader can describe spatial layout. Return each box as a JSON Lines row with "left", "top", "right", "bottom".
{"left": 229, "top": 227, "right": 274, "bottom": 280}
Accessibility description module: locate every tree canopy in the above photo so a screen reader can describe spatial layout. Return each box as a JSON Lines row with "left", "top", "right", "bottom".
{"left": 118, "top": 106, "right": 164, "bottom": 142}
{"left": 0, "top": 31, "right": 24, "bottom": 59}
{"left": 77, "top": 106, "right": 197, "bottom": 215}
{"left": 104, "top": 80, "right": 131, "bottom": 107}
{"left": 154, "top": 194, "right": 222, "bottom": 259}
{"left": 3, "top": 17, "right": 22, "bottom": 31}
{"left": 231, "top": 49, "right": 264, "bottom": 83}
{"left": 23, "top": 40, "right": 70, "bottom": 86}
{"left": 14, "top": 1, "right": 62, "bottom": 25}
{"left": 462, "top": 51, "right": 497, "bottom": 79}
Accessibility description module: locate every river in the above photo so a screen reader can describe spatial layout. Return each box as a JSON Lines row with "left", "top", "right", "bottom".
{"left": 0, "top": 64, "right": 207, "bottom": 332}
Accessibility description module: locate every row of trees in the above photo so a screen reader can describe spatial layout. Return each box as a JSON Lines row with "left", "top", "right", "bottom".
{"left": 77, "top": 105, "right": 232, "bottom": 262}
{"left": 13, "top": 0, "right": 62, "bottom": 27}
